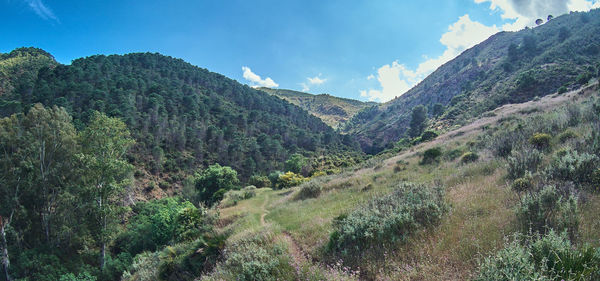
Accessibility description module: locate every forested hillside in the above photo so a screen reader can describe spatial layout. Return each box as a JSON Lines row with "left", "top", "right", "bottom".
{"left": 344, "top": 9, "right": 600, "bottom": 154}
{"left": 0, "top": 49, "right": 362, "bottom": 190}
{"left": 258, "top": 87, "right": 377, "bottom": 128}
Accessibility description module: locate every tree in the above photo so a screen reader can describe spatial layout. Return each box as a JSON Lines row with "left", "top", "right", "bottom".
{"left": 284, "top": 153, "right": 306, "bottom": 174}
{"left": 522, "top": 35, "right": 537, "bottom": 54}
{"left": 21, "top": 104, "right": 78, "bottom": 244}
{"left": 535, "top": 19, "right": 543, "bottom": 25}
{"left": 194, "top": 164, "right": 240, "bottom": 205}
{"left": 0, "top": 114, "right": 22, "bottom": 281}
{"left": 508, "top": 43, "right": 518, "bottom": 61}
{"left": 0, "top": 105, "right": 78, "bottom": 281}
{"left": 558, "top": 26, "right": 571, "bottom": 42}
{"left": 78, "top": 111, "right": 134, "bottom": 270}
{"left": 409, "top": 105, "right": 427, "bottom": 138}
{"left": 432, "top": 103, "right": 444, "bottom": 117}
{"left": 547, "top": 15, "right": 554, "bottom": 21}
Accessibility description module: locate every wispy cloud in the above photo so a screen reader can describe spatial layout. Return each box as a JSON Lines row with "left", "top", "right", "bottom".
{"left": 25, "top": 0, "right": 59, "bottom": 22}
{"left": 300, "top": 74, "right": 327, "bottom": 92}
{"left": 361, "top": 15, "right": 498, "bottom": 102}
{"left": 242, "top": 66, "right": 279, "bottom": 88}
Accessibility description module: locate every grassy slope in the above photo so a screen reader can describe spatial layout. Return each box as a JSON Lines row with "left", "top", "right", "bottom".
{"left": 216, "top": 82, "right": 600, "bottom": 280}
{"left": 259, "top": 87, "right": 377, "bottom": 129}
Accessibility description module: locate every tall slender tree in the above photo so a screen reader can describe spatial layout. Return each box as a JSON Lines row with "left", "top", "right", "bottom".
{"left": 78, "top": 111, "right": 134, "bottom": 270}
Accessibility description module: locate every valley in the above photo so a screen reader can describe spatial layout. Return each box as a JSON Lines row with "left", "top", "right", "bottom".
{"left": 1, "top": 6, "right": 600, "bottom": 281}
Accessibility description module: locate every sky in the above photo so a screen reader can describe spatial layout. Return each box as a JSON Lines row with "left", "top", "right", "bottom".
{"left": 1, "top": 0, "right": 599, "bottom": 102}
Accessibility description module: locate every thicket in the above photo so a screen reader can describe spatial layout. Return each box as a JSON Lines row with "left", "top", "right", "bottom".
{"left": 201, "top": 231, "right": 295, "bottom": 281}
{"left": 0, "top": 49, "right": 360, "bottom": 184}
{"left": 327, "top": 182, "right": 448, "bottom": 260}
{"left": 476, "top": 231, "right": 600, "bottom": 281}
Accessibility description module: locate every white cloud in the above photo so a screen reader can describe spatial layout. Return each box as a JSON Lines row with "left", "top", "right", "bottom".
{"left": 360, "top": 15, "right": 498, "bottom": 102}
{"left": 241, "top": 66, "right": 279, "bottom": 88}
{"left": 25, "top": 0, "right": 58, "bottom": 21}
{"left": 476, "top": 0, "right": 600, "bottom": 30}
{"left": 307, "top": 75, "right": 326, "bottom": 85}
{"left": 360, "top": 0, "right": 599, "bottom": 102}
{"left": 300, "top": 74, "right": 327, "bottom": 92}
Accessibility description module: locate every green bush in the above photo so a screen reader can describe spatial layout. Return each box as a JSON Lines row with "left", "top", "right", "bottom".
{"left": 194, "top": 164, "right": 240, "bottom": 205}
{"left": 420, "top": 130, "right": 438, "bottom": 142}
{"left": 113, "top": 198, "right": 215, "bottom": 257}
{"left": 420, "top": 147, "right": 443, "bottom": 165}
{"left": 268, "top": 171, "right": 283, "bottom": 188}
{"left": 444, "top": 148, "right": 464, "bottom": 161}
{"left": 296, "top": 181, "right": 322, "bottom": 200}
{"left": 545, "top": 149, "right": 600, "bottom": 186}
{"left": 558, "top": 85, "right": 568, "bottom": 94}
{"left": 557, "top": 129, "right": 578, "bottom": 143}
{"left": 158, "top": 234, "right": 226, "bottom": 281}
{"left": 475, "top": 231, "right": 600, "bottom": 281}
{"left": 460, "top": 151, "right": 479, "bottom": 163}
{"left": 529, "top": 133, "right": 551, "bottom": 150}
{"left": 202, "top": 231, "right": 295, "bottom": 281}
{"left": 328, "top": 182, "right": 448, "bottom": 257}
{"left": 507, "top": 148, "right": 543, "bottom": 180}
{"left": 515, "top": 185, "right": 579, "bottom": 240}
{"left": 248, "top": 175, "right": 271, "bottom": 188}
{"left": 511, "top": 172, "right": 534, "bottom": 193}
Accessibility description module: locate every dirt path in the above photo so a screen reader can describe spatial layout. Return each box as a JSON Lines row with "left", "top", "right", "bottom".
{"left": 259, "top": 193, "right": 314, "bottom": 273}
{"left": 260, "top": 193, "right": 269, "bottom": 226}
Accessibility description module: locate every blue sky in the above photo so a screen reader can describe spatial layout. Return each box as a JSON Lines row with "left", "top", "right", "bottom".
{"left": 2, "top": 0, "right": 599, "bottom": 102}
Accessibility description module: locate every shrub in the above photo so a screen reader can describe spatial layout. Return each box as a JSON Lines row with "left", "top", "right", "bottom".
{"left": 558, "top": 85, "right": 568, "bottom": 94}
{"left": 444, "top": 148, "right": 463, "bottom": 161}
{"left": 220, "top": 186, "right": 257, "bottom": 207}
{"left": 195, "top": 164, "right": 240, "bottom": 205}
{"left": 276, "top": 171, "right": 308, "bottom": 189}
{"left": 113, "top": 198, "right": 215, "bottom": 256}
{"left": 529, "top": 133, "right": 551, "bottom": 150}
{"left": 248, "top": 175, "right": 270, "bottom": 188}
{"left": 557, "top": 129, "right": 578, "bottom": 143}
{"left": 202, "top": 231, "right": 295, "bottom": 281}
{"left": 475, "top": 231, "right": 600, "bottom": 281}
{"left": 460, "top": 151, "right": 479, "bottom": 163}
{"left": 545, "top": 149, "right": 600, "bottom": 186}
{"left": 328, "top": 182, "right": 448, "bottom": 257}
{"left": 420, "top": 147, "right": 442, "bottom": 165}
{"left": 507, "top": 148, "right": 543, "bottom": 180}
{"left": 511, "top": 172, "right": 534, "bottom": 193}
{"left": 420, "top": 130, "right": 438, "bottom": 142}
{"left": 159, "top": 234, "right": 226, "bottom": 280}
{"left": 296, "top": 181, "right": 322, "bottom": 200}
{"left": 268, "top": 171, "right": 283, "bottom": 188}
{"left": 515, "top": 185, "right": 579, "bottom": 240}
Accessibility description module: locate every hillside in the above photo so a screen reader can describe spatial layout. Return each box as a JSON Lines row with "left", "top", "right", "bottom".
{"left": 208, "top": 81, "right": 600, "bottom": 280}
{"left": 258, "top": 87, "right": 377, "bottom": 129}
{"left": 0, "top": 47, "right": 57, "bottom": 114}
{"left": 344, "top": 9, "right": 600, "bottom": 154}
{"left": 0, "top": 49, "right": 362, "bottom": 195}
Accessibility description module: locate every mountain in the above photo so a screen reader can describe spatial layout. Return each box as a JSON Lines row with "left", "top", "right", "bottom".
{"left": 0, "top": 47, "right": 57, "bottom": 114}
{"left": 0, "top": 49, "right": 361, "bottom": 188}
{"left": 258, "top": 87, "right": 377, "bottom": 129}
{"left": 344, "top": 9, "right": 600, "bottom": 154}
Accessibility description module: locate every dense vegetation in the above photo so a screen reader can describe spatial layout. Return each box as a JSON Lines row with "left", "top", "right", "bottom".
{"left": 2, "top": 8, "right": 600, "bottom": 281}
{"left": 344, "top": 9, "right": 600, "bottom": 154}
{"left": 0, "top": 48, "right": 362, "bottom": 191}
